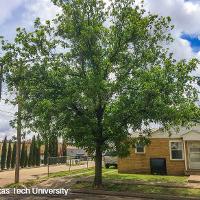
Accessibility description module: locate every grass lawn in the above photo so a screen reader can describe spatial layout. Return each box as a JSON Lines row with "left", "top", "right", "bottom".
{"left": 73, "top": 181, "right": 200, "bottom": 198}
{"left": 48, "top": 167, "right": 95, "bottom": 178}
{"left": 71, "top": 169, "right": 200, "bottom": 198}
{"left": 4, "top": 167, "right": 95, "bottom": 188}
{"left": 5, "top": 167, "right": 198, "bottom": 198}
{"left": 5, "top": 167, "right": 188, "bottom": 188}
{"left": 102, "top": 169, "right": 188, "bottom": 184}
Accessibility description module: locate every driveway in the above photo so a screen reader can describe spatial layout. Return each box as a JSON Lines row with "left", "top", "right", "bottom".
{"left": 0, "top": 161, "right": 94, "bottom": 187}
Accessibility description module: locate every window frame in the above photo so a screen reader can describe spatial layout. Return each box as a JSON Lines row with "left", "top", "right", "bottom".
{"left": 135, "top": 143, "right": 145, "bottom": 154}
{"left": 169, "top": 140, "right": 184, "bottom": 161}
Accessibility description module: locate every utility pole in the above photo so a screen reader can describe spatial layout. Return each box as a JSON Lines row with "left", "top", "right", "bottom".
{"left": 15, "top": 63, "right": 23, "bottom": 183}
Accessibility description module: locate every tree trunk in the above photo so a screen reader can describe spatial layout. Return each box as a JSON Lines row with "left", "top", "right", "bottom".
{"left": 15, "top": 97, "right": 21, "bottom": 183}
{"left": 94, "top": 142, "right": 102, "bottom": 188}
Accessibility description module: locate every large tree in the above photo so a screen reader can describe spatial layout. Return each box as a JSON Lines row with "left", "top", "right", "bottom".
{"left": 1, "top": 0, "right": 200, "bottom": 187}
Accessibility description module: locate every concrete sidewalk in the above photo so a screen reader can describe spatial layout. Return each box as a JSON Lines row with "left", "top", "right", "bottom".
{"left": 0, "top": 161, "right": 94, "bottom": 187}
{"left": 188, "top": 175, "right": 200, "bottom": 184}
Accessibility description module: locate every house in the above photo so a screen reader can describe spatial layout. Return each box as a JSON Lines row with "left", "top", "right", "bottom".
{"left": 118, "top": 125, "right": 200, "bottom": 175}
{"left": 65, "top": 145, "right": 87, "bottom": 157}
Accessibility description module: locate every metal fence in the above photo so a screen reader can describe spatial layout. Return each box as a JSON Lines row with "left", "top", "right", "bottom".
{"left": 47, "top": 156, "right": 94, "bottom": 176}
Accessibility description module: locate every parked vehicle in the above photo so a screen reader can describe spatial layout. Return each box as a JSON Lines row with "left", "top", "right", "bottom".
{"left": 104, "top": 151, "right": 118, "bottom": 168}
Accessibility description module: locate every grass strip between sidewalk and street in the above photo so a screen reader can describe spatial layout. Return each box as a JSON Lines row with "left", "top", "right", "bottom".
{"left": 72, "top": 181, "right": 200, "bottom": 198}
{"left": 102, "top": 169, "right": 188, "bottom": 184}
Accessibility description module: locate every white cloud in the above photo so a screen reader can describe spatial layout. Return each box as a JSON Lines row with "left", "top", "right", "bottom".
{"left": 0, "top": 0, "right": 25, "bottom": 25}
{"left": 22, "top": 0, "right": 61, "bottom": 28}
{"left": 145, "top": 0, "right": 200, "bottom": 72}
{"left": 145, "top": 0, "right": 200, "bottom": 34}
{"left": 0, "top": 101, "right": 15, "bottom": 140}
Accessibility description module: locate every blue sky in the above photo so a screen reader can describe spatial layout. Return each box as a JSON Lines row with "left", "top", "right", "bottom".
{"left": 0, "top": 0, "right": 60, "bottom": 41}
{"left": 0, "top": 0, "right": 200, "bottom": 139}
{"left": 181, "top": 34, "right": 200, "bottom": 52}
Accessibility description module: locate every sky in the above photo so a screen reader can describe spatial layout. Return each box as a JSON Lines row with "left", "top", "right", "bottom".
{"left": 0, "top": 0, "right": 200, "bottom": 140}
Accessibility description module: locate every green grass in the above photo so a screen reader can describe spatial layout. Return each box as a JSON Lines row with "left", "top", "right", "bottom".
{"left": 4, "top": 167, "right": 198, "bottom": 198}
{"left": 4, "top": 167, "right": 95, "bottom": 188}
{"left": 102, "top": 169, "right": 187, "bottom": 184}
{"left": 5, "top": 168, "right": 187, "bottom": 188}
{"left": 47, "top": 167, "right": 95, "bottom": 178}
{"left": 73, "top": 181, "right": 200, "bottom": 198}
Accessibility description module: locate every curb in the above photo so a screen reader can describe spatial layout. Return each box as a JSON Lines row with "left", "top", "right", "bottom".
{"left": 72, "top": 189, "right": 200, "bottom": 200}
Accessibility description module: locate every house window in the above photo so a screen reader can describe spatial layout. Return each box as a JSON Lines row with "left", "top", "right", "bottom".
{"left": 135, "top": 143, "right": 145, "bottom": 154}
{"left": 170, "top": 141, "right": 183, "bottom": 160}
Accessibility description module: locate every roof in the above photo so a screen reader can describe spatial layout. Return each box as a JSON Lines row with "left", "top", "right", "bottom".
{"left": 130, "top": 124, "right": 200, "bottom": 139}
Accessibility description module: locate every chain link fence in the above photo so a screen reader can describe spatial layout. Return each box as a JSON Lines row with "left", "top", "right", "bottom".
{"left": 47, "top": 156, "right": 94, "bottom": 176}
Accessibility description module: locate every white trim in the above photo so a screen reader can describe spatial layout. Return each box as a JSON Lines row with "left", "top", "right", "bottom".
{"left": 135, "top": 145, "right": 146, "bottom": 154}
{"left": 184, "top": 141, "right": 188, "bottom": 170}
{"left": 188, "top": 141, "right": 200, "bottom": 170}
{"left": 169, "top": 140, "right": 184, "bottom": 161}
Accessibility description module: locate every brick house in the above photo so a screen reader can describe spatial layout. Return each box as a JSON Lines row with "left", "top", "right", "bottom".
{"left": 118, "top": 125, "right": 200, "bottom": 175}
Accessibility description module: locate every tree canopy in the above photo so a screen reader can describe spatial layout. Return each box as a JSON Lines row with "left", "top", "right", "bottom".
{"left": 1, "top": 0, "right": 200, "bottom": 186}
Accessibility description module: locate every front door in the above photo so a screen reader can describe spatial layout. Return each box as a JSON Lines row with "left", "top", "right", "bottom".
{"left": 188, "top": 142, "right": 200, "bottom": 169}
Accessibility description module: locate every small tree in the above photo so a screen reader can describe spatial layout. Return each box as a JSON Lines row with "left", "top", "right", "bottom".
{"left": 62, "top": 140, "right": 67, "bottom": 157}
{"left": 61, "top": 140, "right": 67, "bottom": 163}
{"left": 28, "top": 136, "right": 36, "bottom": 166}
{"left": 49, "top": 135, "right": 58, "bottom": 157}
{"left": 36, "top": 135, "right": 41, "bottom": 166}
{"left": 11, "top": 142, "right": 16, "bottom": 168}
{"left": 20, "top": 142, "right": 26, "bottom": 168}
{"left": 32, "top": 136, "right": 37, "bottom": 166}
{"left": 1, "top": 137, "right": 7, "bottom": 170}
{"left": 28, "top": 142, "right": 32, "bottom": 167}
{"left": 6, "top": 140, "right": 12, "bottom": 169}
{"left": 24, "top": 146, "right": 28, "bottom": 168}
{"left": 44, "top": 141, "right": 49, "bottom": 165}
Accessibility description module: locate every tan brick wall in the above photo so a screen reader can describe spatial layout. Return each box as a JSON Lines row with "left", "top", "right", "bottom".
{"left": 118, "top": 138, "right": 185, "bottom": 175}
